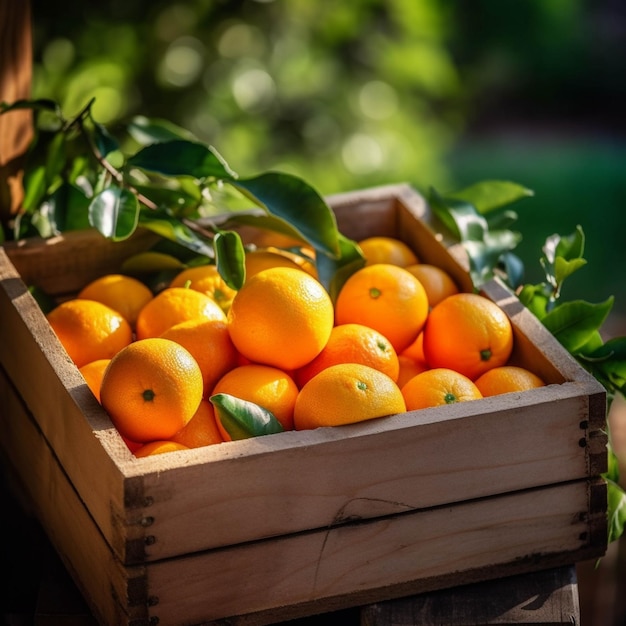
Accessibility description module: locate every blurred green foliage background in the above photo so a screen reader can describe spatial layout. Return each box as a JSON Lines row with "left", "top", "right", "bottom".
{"left": 30, "top": 0, "right": 626, "bottom": 323}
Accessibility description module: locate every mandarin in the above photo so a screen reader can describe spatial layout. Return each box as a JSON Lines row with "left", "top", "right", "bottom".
{"left": 334, "top": 263, "right": 429, "bottom": 353}
{"left": 211, "top": 364, "right": 299, "bottom": 437}
{"left": 401, "top": 368, "right": 483, "bottom": 411}
{"left": 396, "top": 354, "right": 429, "bottom": 388}
{"left": 295, "top": 323, "right": 400, "bottom": 387}
{"left": 169, "top": 265, "right": 237, "bottom": 313}
{"left": 423, "top": 293, "right": 514, "bottom": 380}
{"left": 474, "top": 366, "right": 545, "bottom": 397}
{"left": 404, "top": 264, "right": 459, "bottom": 308}
{"left": 293, "top": 363, "right": 406, "bottom": 430}
{"left": 134, "top": 441, "right": 190, "bottom": 457}
{"left": 170, "top": 399, "right": 224, "bottom": 448}
{"left": 78, "top": 358, "right": 111, "bottom": 402}
{"left": 358, "top": 236, "right": 419, "bottom": 267}
{"left": 227, "top": 267, "right": 334, "bottom": 371}
{"left": 47, "top": 299, "right": 133, "bottom": 368}
{"left": 77, "top": 273, "right": 153, "bottom": 327}
{"left": 161, "top": 318, "right": 239, "bottom": 397}
{"left": 135, "top": 286, "right": 226, "bottom": 339}
{"left": 100, "top": 338, "right": 203, "bottom": 442}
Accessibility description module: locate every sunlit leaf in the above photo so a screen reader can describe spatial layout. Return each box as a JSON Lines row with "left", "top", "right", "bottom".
{"left": 213, "top": 230, "right": 246, "bottom": 290}
{"left": 428, "top": 187, "right": 487, "bottom": 242}
{"left": 554, "top": 256, "right": 587, "bottom": 286}
{"left": 127, "top": 140, "right": 237, "bottom": 179}
{"left": 233, "top": 172, "right": 341, "bottom": 258}
{"left": 88, "top": 187, "right": 139, "bottom": 241}
{"left": 127, "top": 115, "right": 196, "bottom": 144}
{"left": 448, "top": 180, "right": 534, "bottom": 214}
{"left": 542, "top": 297, "right": 614, "bottom": 353}
{"left": 138, "top": 210, "right": 214, "bottom": 257}
{"left": 21, "top": 165, "right": 48, "bottom": 213}
{"left": 210, "top": 393, "right": 284, "bottom": 440}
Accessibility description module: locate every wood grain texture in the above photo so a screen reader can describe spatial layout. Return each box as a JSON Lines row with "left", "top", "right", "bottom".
{"left": 0, "top": 0, "right": 33, "bottom": 219}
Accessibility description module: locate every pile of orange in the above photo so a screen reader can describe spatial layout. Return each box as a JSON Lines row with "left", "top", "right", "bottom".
{"left": 46, "top": 234, "right": 546, "bottom": 457}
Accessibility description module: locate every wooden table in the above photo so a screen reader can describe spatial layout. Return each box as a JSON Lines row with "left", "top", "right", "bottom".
{"left": 2, "top": 469, "right": 580, "bottom": 626}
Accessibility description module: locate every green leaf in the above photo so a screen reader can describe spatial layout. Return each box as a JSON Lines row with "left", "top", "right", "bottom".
{"left": 127, "top": 140, "right": 237, "bottom": 179}
{"left": 580, "top": 337, "right": 626, "bottom": 394}
{"left": 606, "top": 478, "right": 626, "bottom": 545}
{"left": 498, "top": 251, "right": 525, "bottom": 290}
{"left": 21, "top": 165, "right": 48, "bottom": 213}
{"left": 464, "top": 229, "right": 522, "bottom": 287}
{"left": 317, "top": 232, "right": 366, "bottom": 301}
{"left": 48, "top": 182, "right": 91, "bottom": 232}
{"left": 88, "top": 187, "right": 139, "bottom": 241}
{"left": 554, "top": 256, "right": 587, "bottom": 286}
{"left": 448, "top": 180, "right": 534, "bottom": 214}
{"left": 429, "top": 187, "right": 487, "bottom": 241}
{"left": 132, "top": 181, "right": 203, "bottom": 217}
{"left": 542, "top": 297, "right": 614, "bottom": 353}
{"left": 127, "top": 115, "right": 196, "bottom": 144}
{"left": 138, "top": 210, "right": 214, "bottom": 257}
{"left": 44, "top": 131, "right": 67, "bottom": 186}
{"left": 233, "top": 172, "right": 341, "bottom": 258}
{"left": 0, "top": 98, "right": 60, "bottom": 116}
{"left": 210, "top": 393, "right": 284, "bottom": 440}
{"left": 91, "top": 119, "right": 119, "bottom": 158}
{"left": 213, "top": 230, "right": 246, "bottom": 290}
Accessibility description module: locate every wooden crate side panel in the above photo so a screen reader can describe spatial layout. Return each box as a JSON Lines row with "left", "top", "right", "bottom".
{"left": 144, "top": 480, "right": 603, "bottom": 626}
{"left": 0, "top": 366, "right": 148, "bottom": 626}
{"left": 3, "top": 228, "right": 159, "bottom": 297}
{"left": 0, "top": 253, "right": 137, "bottom": 554}
{"left": 124, "top": 384, "right": 594, "bottom": 562}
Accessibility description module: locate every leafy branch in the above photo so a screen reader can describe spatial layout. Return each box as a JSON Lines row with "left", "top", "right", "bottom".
{"left": 430, "top": 182, "right": 626, "bottom": 545}
{"left": 0, "top": 98, "right": 362, "bottom": 294}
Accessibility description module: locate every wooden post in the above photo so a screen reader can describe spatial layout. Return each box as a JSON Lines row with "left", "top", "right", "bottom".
{"left": 0, "top": 0, "right": 33, "bottom": 226}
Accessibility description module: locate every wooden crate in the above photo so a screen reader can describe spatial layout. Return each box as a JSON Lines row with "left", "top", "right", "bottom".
{"left": 0, "top": 184, "right": 608, "bottom": 626}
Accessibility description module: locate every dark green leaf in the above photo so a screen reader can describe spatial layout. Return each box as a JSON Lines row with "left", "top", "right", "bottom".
{"left": 542, "top": 297, "right": 614, "bottom": 353}
{"left": 45, "top": 132, "right": 67, "bottom": 186}
{"left": 0, "top": 98, "right": 60, "bottom": 116}
{"left": 316, "top": 232, "right": 365, "bottom": 300}
{"left": 28, "top": 285, "right": 57, "bottom": 314}
{"left": 48, "top": 182, "right": 91, "bottom": 232}
{"left": 88, "top": 187, "right": 139, "bottom": 241}
{"left": 127, "top": 115, "right": 196, "bottom": 144}
{"left": 498, "top": 251, "right": 525, "bottom": 290}
{"left": 428, "top": 187, "right": 487, "bottom": 242}
{"left": 210, "top": 393, "right": 284, "bottom": 440}
{"left": 132, "top": 181, "right": 202, "bottom": 217}
{"left": 448, "top": 180, "right": 534, "bottom": 214}
{"left": 91, "top": 120, "right": 119, "bottom": 157}
{"left": 580, "top": 337, "right": 626, "bottom": 394}
{"left": 233, "top": 172, "right": 341, "bottom": 258}
{"left": 213, "top": 230, "right": 246, "bottom": 290}
{"left": 138, "top": 210, "right": 214, "bottom": 257}
{"left": 21, "top": 165, "right": 48, "bottom": 212}
{"left": 127, "top": 140, "right": 237, "bottom": 179}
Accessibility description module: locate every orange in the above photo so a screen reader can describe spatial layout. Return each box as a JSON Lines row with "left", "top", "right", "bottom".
{"left": 100, "top": 337, "right": 204, "bottom": 442}
{"left": 334, "top": 264, "right": 429, "bottom": 353}
{"left": 47, "top": 299, "right": 133, "bottom": 368}
{"left": 401, "top": 368, "right": 483, "bottom": 411}
{"left": 77, "top": 273, "right": 153, "bottom": 327}
{"left": 169, "top": 265, "right": 237, "bottom": 313}
{"left": 358, "top": 236, "right": 419, "bottom": 267}
{"left": 295, "top": 323, "right": 400, "bottom": 388}
{"left": 423, "top": 292, "right": 514, "bottom": 380}
{"left": 78, "top": 358, "right": 111, "bottom": 402}
{"left": 401, "top": 332, "right": 426, "bottom": 363}
{"left": 294, "top": 363, "right": 406, "bottom": 430}
{"left": 170, "top": 399, "right": 224, "bottom": 448}
{"left": 474, "top": 366, "right": 545, "bottom": 397}
{"left": 396, "top": 354, "right": 429, "bottom": 388}
{"left": 211, "top": 364, "right": 299, "bottom": 437}
{"left": 161, "top": 318, "right": 239, "bottom": 397}
{"left": 227, "top": 267, "right": 334, "bottom": 370}
{"left": 134, "top": 441, "right": 190, "bottom": 457}
{"left": 404, "top": 264, "right": 459, "bottom": 308}
{"left": 135, "top": 286, "right": 226, "bottom": 339}
{"left": 244, "top": 249, "right": 308, "bottom": 281}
